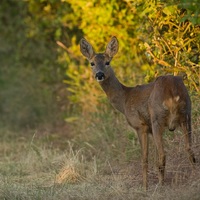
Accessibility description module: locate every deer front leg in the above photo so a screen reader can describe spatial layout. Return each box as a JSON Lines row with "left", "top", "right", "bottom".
{"left": 137, "top": 127, "right": 149, "bottom": 190}
{"left": 152, "top": 120, "right": 166, "bottom": 185}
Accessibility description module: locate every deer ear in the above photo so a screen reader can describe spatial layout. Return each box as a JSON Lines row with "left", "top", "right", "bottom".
{"left": 80, "top": 38, "right": 95, "bottom": 60}
{"left": 105, "top": 36, "right": 119, "bottom": 58}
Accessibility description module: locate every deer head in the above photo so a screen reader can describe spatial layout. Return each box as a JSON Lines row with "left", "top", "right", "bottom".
{"left": 80, "top": 36, "right": 119, "bottom": 82}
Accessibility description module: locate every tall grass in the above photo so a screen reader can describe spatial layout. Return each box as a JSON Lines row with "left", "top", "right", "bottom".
{"left": 0, "top": 97, "right": 200, "bottom": 199}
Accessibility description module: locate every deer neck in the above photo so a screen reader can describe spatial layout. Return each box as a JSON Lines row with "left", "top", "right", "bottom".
{"left": 99, "top": 70, "right": 126, "bottom": 114}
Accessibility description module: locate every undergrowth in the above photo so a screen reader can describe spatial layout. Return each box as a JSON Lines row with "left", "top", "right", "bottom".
{"left": 0, "top": 97, "right": 200, "bottom": 199}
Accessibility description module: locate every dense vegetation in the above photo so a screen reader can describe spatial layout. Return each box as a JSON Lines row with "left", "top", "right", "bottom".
{"left": 0, "top": 0, "right": 199, "bottom": 199}
{"left": 0, "top": 0, "right": 199, "bottom": 129}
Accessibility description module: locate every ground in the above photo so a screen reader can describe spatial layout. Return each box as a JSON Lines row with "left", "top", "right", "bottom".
{"left": 0, "top": 97, "right": 200, "bottom": 199}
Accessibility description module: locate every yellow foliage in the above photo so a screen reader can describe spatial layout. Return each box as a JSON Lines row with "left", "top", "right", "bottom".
{"left": 59, "top": 0, "right": 200, "bottom": 113}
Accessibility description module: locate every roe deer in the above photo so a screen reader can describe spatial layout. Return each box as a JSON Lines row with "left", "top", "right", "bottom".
{"left": 80, "top": 36, "right": 196, "bottom": 189}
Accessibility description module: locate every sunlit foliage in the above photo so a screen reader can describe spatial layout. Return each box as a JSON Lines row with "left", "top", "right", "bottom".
{"left": 58, "top": 0, "right": 200, "bottom": 113}
{"left": 0, "top": 0, "right": 199, "bottom": 127}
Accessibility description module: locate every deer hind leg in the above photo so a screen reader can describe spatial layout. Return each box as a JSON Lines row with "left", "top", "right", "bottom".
{"left": 137, "top": 127, "right": 149, "bottom": 190}
{"left": 182, "top": 115, "right": 196, "bottom": 165}
{"left": 152, "top": 120, "right": 166, "bottom": 185}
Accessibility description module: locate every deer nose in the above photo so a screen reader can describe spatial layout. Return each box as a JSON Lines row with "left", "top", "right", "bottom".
{"left": 169, "top": 127, "right": 176, "bottom": 132}
{"left": 95, "top": 71, "right": 105, "bottom": 82}
{"left": 168, "top": 124, "right": 176, "bottom": 131}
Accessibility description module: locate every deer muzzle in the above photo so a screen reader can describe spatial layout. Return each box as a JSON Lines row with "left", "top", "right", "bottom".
{"left": 168, "top": 121, "right": 176, "bottom": 131}
{"left": 95, "top": 71, "right": 105, "bottom": 82}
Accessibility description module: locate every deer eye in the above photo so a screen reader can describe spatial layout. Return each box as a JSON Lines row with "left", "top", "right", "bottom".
{"left": 90, "top": 62, "right": 95, "bottom": 66}
{"left": 105, "top": 62, "right": 110, "bottom": 66}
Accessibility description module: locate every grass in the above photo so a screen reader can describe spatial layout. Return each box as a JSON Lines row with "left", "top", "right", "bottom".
{"left": 0, "top": 98, "right": 200, "bottom": 199}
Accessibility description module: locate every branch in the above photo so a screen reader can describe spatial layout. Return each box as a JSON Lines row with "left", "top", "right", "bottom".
{"left": 144, "top": 43, "right": 172, "bottom": 68}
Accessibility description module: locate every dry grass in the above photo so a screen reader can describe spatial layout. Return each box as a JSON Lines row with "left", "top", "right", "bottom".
{"left": 1, "top": 128, "right": 200, "bottom": 200}
{"left": 55, "top": 166, "right": 82, "bottom": 184}
{"left": 0, "top": 98, "right": 200, "bottom": 199}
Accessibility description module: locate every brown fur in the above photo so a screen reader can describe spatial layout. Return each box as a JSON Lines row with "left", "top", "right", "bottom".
{"left": 80, "top": 36, "right": 196, "bottom": 190}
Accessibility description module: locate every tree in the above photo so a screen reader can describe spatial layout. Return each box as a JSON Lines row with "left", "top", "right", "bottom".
{"left": 0, "top": 0, "right": 64, "bottom": 129}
